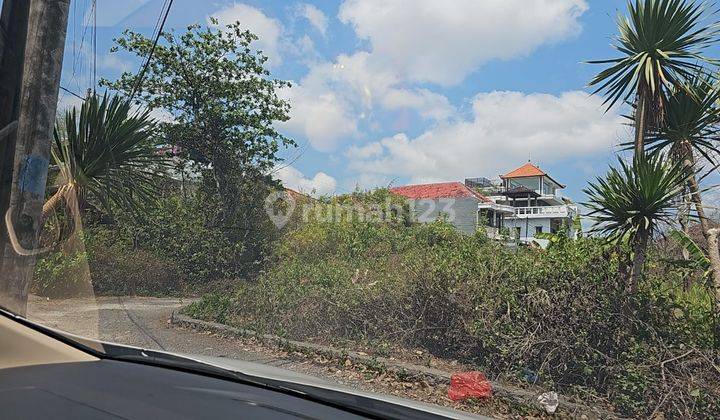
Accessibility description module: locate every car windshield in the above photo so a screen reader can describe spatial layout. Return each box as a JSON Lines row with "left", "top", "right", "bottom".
{"left": 2, "top": 0, "right": 720, "bottom": 418}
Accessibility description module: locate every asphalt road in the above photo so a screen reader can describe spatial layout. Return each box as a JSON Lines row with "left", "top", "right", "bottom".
{"left": 26, "top": 295, "right": 283, "bottom": 365}
{"left": 24, "top": 295, "right": 493, "bottom": 418}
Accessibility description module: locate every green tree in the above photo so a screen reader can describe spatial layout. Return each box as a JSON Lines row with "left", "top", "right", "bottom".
{"left": 645, "top": 74, "right": 720, "bottom": 237}
{"left": 588, "top": 0, "right": 719, "bottom": 156}
{"left": 101, "top": 20, "right": 295, "bottom": 224}
{"left": 584, "top": 152, "right": 688, "bottom": 292}
{"left": 46, "top": 93, "right": 167, "bottom": 219}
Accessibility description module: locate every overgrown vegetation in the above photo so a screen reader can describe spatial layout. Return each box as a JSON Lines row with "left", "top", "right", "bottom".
{"left": 186, "top": 191, "right": 720, "bottom": 418}
{"left": 29, "top": 2, "right": 720, "bottom": 417}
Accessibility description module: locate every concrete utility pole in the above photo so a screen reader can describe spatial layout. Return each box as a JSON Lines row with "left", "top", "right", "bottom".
{"left": 0, "top": 0, "right": 71, "bottom": 315}
{"left": 0, "top": 0, "right": 32, "bottom": 313}
{"left": 0, "top": 1, "right": 30, "bottom": 265}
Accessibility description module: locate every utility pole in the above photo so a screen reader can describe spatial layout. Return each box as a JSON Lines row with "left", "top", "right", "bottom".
{"left": 0, "top": 0, "right": 71, "bottom": 315}
{"left": 0, "top": 0, "right": 31, "bottom": 312}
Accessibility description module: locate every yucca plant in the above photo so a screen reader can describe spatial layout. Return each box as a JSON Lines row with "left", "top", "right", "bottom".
{"left": 645, "top": 73, "right": 720, "bottom": 237}
{"left": 588, "top": 0, "right": 720, "bottom": 156}
{"left": 584, "top": 152, "right": 688, "bottom": 292}
{"left": 46, "top": 93, "right": 168, "bottom": 219}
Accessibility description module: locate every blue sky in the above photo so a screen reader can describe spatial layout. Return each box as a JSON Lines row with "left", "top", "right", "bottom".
{"left": 57, "top": 0, "right": 711, "bottom": 203}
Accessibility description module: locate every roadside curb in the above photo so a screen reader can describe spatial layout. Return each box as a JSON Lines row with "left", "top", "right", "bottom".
{"left": 170, "top": 312, "right": 622, "bottom": 419}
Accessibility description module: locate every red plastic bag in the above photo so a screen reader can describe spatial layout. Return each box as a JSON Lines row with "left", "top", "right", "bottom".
{"left": 447, "top": 371, "right": 492, "bottom": 401}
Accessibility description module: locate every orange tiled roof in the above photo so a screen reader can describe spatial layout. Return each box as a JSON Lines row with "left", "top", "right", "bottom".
{"left": 390, "top": 182, "right": 493, "bottom": 203}
{"left": 500, "top": 162, "right": 545, "bottom": 179}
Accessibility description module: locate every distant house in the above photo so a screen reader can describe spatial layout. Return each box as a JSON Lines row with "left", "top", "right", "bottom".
{"left": 390, "top": 181, "right": 514, "bottom": 236}
{"left": 492, "top": 162, "right": 578, "bottom": 244}
{"left": 390, "top": 162, "right": 578, "bottom": 245}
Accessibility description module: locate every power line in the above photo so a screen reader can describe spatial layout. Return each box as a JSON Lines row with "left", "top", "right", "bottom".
{"left": 130, "top": 0, "right": 173, "bottom": 101}
{"left": 60, "top": 85, "right": 85, "bottom": 101}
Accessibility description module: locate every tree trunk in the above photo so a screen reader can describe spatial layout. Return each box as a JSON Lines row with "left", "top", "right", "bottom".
{"left": 0, "top": 0, "right": 70, "bottom": 315}
{"left": 629, "top": 230, "right": 649, "bottom": 293}
{"left": 212, "top": 157, "right": 236, "bottom": 220}
{"left": 706, "top": 228, "right": 720, "bottom": 317}
{"left": 633, "top": 87, "right": 648, "bottom": 157}
{"left": 679, "top": 184, "right": 691, "bottom": 263}
{"left": 687, "top": 159, "right": 711, "bottom": 234}
{"left": 41, "top": 185, "right": 67, "bottom": 219}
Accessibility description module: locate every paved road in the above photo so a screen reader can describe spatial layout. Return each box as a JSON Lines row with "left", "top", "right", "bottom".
{"left": 25, "top": 295, "right": 490, "bottom": 418}
{"left": 27, "top": 295, "right": 284, "bottom": 366}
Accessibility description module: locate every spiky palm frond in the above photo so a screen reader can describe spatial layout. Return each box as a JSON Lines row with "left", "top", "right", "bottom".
{"left": 584, "top": 152, "right": 688, "bottom": 241}
{"left": 588, "top": 0, "right": 720, "bottom": 110}
{"left": 643, "top": 73, "right": 720, "bottom": 163}
{"left": 50, "top": 93, "right": 169, "bottom": 216}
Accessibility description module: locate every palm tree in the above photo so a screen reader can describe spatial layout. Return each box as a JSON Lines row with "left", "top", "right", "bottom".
{"left": 588, "top": 0, "right": 719, "bottom": 156}
{"left": 45, "top": 93, "right": 168, "bottom": 219}
{"left": 645, "top": 73, "right": 720, "bottom": 237}
{"left": 584, "top": 152, "right": 688, "bottom": 292}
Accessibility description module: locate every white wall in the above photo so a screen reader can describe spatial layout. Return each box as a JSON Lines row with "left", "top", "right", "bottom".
{"left": 505, "top": 217, "right": 551, "bottom": 239}
{"left": 411, "top": 197, "right": 479, "bottom": 235}
{"left": 505, "top": 217, "right": 576, "bottom": 240}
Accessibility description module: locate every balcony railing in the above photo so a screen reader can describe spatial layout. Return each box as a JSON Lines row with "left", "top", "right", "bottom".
{"left": 511, "top": 205, "right": 575, "bottom": 218}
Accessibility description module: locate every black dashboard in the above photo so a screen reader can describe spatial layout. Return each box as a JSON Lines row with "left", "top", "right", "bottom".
{"left": 0, "top": 359, "right": 367, "bottom": 419}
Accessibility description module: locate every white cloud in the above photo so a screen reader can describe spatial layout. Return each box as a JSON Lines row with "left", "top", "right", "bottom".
{"left": 339, "top": 0, "right": 588, "bottom": 86}
{"left": 56, "top": 92, "right": 85, "bottom": 114}
{"left": 381, "top": 88, "right": 454, "bottom": 121}
{"left": 98, "top": 53, "right": 132, "bottom": 73}
{"left": 279, "top": 84, "right": 359, "bottom": 152}
{"left": 210, "top": 3, "right": 283, "bottom": 67}
{"left": 275, "top": 165, "right": 337, "bottom": 196}
{"left": 346, "top": 142, "right": 383, "bottom": 159}
{"left": 298, "top": 3, "right": 328, "bottom": 36}
{"left": 280, "top": 52, "right": 454, "bottom": 151}
{"left": 348, "top": 91, "right": 623, "bottom": 185}
{"left": 280, "top": 0, "right": 589, "bottom": 156}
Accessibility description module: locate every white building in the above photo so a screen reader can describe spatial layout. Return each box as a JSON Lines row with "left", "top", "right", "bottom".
{"left": 489, "top": 162, "right": 578, "bottom": 244}
{"left": 390, "top": 162, "right": 577, "bottom": 245}
{"left": 389, "top": 182, "right": 514, "bottom": 236}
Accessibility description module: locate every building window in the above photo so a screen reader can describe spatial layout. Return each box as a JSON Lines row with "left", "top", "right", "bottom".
{"left": 535, "top": 226, "right": 543, "bottom": 234}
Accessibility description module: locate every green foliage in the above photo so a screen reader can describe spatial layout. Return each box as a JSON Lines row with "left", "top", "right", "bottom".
{"left": 184, "top": 293, "right": 232, "bottom": 324}
{"left": 668, "top": 229, "right": 711, "bottom": 274}
{"left": 101, "top": 20, "right": 295, "bottom": 224}
{"left": 189, "top": 190, "right": 719, "bottom": 417}
{"left": 115, "top": 194, "right": 244, "bottom": 284}
{"left": 584, "top": 152, "right": 687, "bottom": 242}
{"left": 52, "top": 93, "right": 168, "bottom": 216}
{"left": 32, "top": 227, "right": 185, "bottom": 297}
{"left": 32, "top": 249, "right": 89, "bottom": 298}
{"left": 645, "top": 72, "right": 720, "bottom": 163}
{"left": 588, "top": 0, "right": 720, "bottom": 109}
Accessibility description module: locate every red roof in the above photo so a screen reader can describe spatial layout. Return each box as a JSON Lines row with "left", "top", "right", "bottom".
{"left": 284, "top": 188, "right": 313, "bottom": 201}
{"left": 390, "top": 182, "right": 492, "bottom": 203}
{"left": 500, "top": 162, "right": 565, "bottom": 188}
{"left": 500, "top": 162, "right": 545, "bottom": 179}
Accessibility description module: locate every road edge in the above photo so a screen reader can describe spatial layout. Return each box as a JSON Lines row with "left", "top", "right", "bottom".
{"left": 170, "top": 311, "right": 623, "bottom": 419}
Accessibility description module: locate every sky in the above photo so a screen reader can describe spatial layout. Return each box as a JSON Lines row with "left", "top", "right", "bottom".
{"left": 55, "top": 0, "right": 710, "bottom": 204}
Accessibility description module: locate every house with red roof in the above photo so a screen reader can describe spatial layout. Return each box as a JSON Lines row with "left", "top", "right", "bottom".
{"left": 390, "top": 162, "right": 577, "bottom": 244}
{"left": 390, "top": 181, "right": 514, "bottom": 236}
{"left": 493, "top": 162, "right": 577, "bottom": 243}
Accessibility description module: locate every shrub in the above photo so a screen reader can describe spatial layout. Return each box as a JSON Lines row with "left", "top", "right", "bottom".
{"left": 115, "top": 195, "right": 243, "bottom": 284}
{"left": 32, "top": 227, "right": 186, "bottom": 297}
{"left": 189, "top": 192, "right": 720, "bottom": 417}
